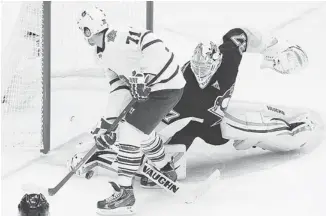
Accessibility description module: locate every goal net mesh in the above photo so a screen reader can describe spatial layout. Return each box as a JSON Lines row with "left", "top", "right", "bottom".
{"left": 1, "top": 2, "right": 147, "bottom": 152}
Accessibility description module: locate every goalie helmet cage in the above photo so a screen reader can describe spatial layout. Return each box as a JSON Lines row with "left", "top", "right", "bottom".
{"left": 1, "top": 1, "right": 154, "bottom": 154}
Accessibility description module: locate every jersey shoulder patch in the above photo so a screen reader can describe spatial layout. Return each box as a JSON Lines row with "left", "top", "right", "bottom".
{"left": 106, "top": 29, "right": 117, "bottom": 42}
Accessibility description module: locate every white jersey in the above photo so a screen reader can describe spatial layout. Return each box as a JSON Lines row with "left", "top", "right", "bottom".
{"left": 95, "top": 26, "right": 186, "bottom": 91}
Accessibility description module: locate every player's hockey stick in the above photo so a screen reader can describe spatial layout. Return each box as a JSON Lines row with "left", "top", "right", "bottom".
{"left": 22, "top": 99, "right": 137, "bottom": 196}
{"left": 139, "top": 159, "right": 221, "bottom": 204}
{"left": 47, "top": 99, "right": 137, "bottom": 196}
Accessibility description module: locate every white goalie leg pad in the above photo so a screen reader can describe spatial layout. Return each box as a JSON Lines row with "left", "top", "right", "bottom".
{"left": 255, "top": 113, "right": 316, "bottom": 151}
{"left": 221, "top": 100, "right": 317, "bottom": 152}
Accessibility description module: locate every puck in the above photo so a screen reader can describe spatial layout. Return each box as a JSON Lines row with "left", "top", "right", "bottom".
{"left": 85, "top": 170, "right": 94, "bottom": 179}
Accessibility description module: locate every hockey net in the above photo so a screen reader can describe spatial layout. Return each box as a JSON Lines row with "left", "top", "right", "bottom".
{"left": 1, "top": 2, "right": 148, "bottom": 153}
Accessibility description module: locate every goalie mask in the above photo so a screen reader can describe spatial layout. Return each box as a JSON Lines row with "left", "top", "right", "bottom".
{"left": 190, "top": 41, "right": 223, "bottom": 89}
{"left": 77, "top": 6, "right": 109, "bottom": 46}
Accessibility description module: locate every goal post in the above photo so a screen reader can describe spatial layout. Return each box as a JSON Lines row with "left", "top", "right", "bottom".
{"left": 146, "top": 1, "right": 154, "bottom": 31}
{"left": 1, "top": 1, "right": 154, "bottom": 154}
{"left": 41, "top": 1, "right": 51, "bottom": 154}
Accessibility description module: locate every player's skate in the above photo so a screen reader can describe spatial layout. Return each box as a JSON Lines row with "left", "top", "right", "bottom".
{"left": 97, "top": 182, "right": 136, "bottom": 215}
{"left": 140, "top": 158, "right": 178, "bottom": 189}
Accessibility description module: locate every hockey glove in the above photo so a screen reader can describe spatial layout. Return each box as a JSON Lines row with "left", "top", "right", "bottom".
{"left": 128, "top": 70, "right": 151, "bottom": 101}
{"left": 91, "top": 118, "right": 117, "bottom": 150}
{"left": 260, "top": 37, "right": 308, "bottom": 74}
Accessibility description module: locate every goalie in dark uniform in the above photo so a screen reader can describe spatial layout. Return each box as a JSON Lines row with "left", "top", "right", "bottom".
{"left": 68, "top": 27, "right": 317, "bottom": 185}
{"left": 161, "top": 29, "right": 244, "bottom": 151}
{"left": 140, "top": 27, "right": 315, "bottom": 186}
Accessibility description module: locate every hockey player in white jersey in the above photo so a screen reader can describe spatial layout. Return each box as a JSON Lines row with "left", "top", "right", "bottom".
{"left": 74, "top": 6, "right": 186, "bottom": 215}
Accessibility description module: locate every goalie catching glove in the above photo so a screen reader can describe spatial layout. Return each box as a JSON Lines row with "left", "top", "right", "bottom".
{"left": 260, "top": 37, "right": 308, "bottom": 74}
{"left": 92, "top": 118, "right": 117, "bottom": 150}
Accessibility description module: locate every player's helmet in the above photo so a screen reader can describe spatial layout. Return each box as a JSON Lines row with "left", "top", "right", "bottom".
{"left": 77, "top": 6, "right": 109, "bottom": 45}
{"left": 18, "top": 193, "right": 49, "bottom": 216}
{"left": 190, "top": 41, "right": 223, "bottom": 89}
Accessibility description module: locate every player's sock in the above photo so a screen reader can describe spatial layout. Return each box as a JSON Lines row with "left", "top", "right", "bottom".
{"left": 117, "top": 143, "right": 142, "bottom": 186}
{"left": 97, "top": 182, "right": 136, "bottom": 215}
{"left": 141, "top": 134, "right": 166, "bottom": 169}
{"left": 140, "top": 134, "right": 178, "bottom": 188}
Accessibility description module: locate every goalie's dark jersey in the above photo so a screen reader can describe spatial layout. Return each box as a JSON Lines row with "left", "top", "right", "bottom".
{"left": 163, "top": 28, "right": 248, "bottom": 148}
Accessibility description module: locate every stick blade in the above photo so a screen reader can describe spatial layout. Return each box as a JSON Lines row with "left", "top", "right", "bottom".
{"left": 48, "top": 188, "right": 57, "bottom": 196}
{"left": 184, "top": 169, "right": 221, "bottom": 204}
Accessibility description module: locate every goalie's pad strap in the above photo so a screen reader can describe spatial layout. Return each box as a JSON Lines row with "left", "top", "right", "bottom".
{"left": 224, "top": 111, "right": 309, "bottom": 136}
{"left": 224, "top": 112, "right": 286, "bottom": 130}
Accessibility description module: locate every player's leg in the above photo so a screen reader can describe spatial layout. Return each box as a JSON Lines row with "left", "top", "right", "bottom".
{"left": 163, "top": 121, "right": 229, "bottom": 179}
{"left": 196, "top": 124, "right": 230, "bottom": 147}
{"left": 163, "top": 121, "right": 224, "bottom": 180}
{"left": 168, "top": 121, "right": 200, "bottom": 150}
{"left": 97, "top": 88, "right": 183, "bottom": 214}
{"left": 125, "top": 89, "right": 184, "bottom": 171}
{"left": 221, "top": 100, "right": 320, "bottom": 152}
{"left": 96, "top": 121, "right": 143, "bottom": 215}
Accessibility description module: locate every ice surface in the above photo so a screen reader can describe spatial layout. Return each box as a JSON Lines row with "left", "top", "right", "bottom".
{"left": 2, "top": 2, "right": 326, "bottom": 216}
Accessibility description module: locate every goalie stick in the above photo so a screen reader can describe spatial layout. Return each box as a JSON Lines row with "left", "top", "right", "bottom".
{"left": 22, "top": 99, "right": 137, "bottom": 196}
{"left": 140, "top": 159, "right": 220, "bottom": 204}
{"left": 48, "top": 99, "right": 137, "bottom": 195}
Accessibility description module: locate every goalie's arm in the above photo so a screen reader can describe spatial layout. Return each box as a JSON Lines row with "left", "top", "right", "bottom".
{"left": 241, "top": 27, "right": 308, "bottom": 73}
{"left": 240, "top": 27, "right": 272, "bottom": 54}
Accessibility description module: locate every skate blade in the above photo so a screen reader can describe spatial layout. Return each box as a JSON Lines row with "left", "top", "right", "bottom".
{"left": 97, "top": 206, "right": 136, "bottom": 215}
